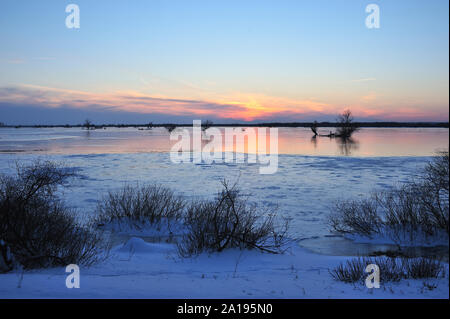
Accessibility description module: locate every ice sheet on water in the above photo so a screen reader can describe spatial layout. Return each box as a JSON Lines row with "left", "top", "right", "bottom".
{"left": 0, "top": 152, "right": 433, "bottom": 242}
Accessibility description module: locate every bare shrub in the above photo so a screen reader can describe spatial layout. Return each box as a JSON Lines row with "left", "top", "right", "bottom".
{"left": 83, "top": 119, "right": 94, "bottom": 130}
{"left": 329, "top": 196, "right": 382, "bottom": 237}
{"left": 401, "top": 257, "right": 445, "bottom": 279}
{"left": 96, "top": 184, "right": 186, "bottom": 229}
{"left": 417, "top": 151, "right": 449, "bottom": 234}
{"left": 177, "top": 180, "right": 289, "bottom": 257}
{"left": 0, "top": 160, "right": 108, "bottom": 269}
{"left": 330, "top": 151, "right": 449, "bottom": 242}
{"left": 202, "top": 120, "right": 213, "bottom": 132}
{"left": 165, "top": 124, "right": 177, "bottom": 133}
{"left": 376, "top": 257, "right": 405, "bottom": 282}
{"left": 330, "top": 256, "right": 444, "bottom": 284}
{"left": 330, "top": 258, "right": 366, "bottom": 283}
{"left": 379, "top": 184, "right": 438, "bottom": 242}
{"left": 336, "top": 110, "right": 359, "bottom": 138}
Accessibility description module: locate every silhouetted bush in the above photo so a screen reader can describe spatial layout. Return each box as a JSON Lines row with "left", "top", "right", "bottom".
{"left": 96, "top": 184, "right": 186, "bottom": 229}
{"left": 330, "top": 257, "right": 367, "bottom": 283}
{"left": 418, "top": 151, "right": 449, "bottom": 232}
{"left": 0, "top": 161, "right": 108, "bottom": 269}
{"left": 202, "top": 120, "right": 213, "bottom": 132}
{"left": 164, "top": 124, "right": 177, "bottom": 132}
{"left": 336, "top": 110, "right": 359, "bottom": 138}
{"left": 330, "top": 256, "right": 444, "bottom": 284}
{"left": 329, "top": 151, "right": 449, "bottom": 243}
{"left": 330, "top": 196, "right": 382, "bottom": 237}
{"left": 83, "top": 119, "right": 95, "bottom": 130}
{"left": 177, "top": 181, "right": 289, "bottom": 257}
{"left": 401, "top": 257, "right": 445, "bottom": 279}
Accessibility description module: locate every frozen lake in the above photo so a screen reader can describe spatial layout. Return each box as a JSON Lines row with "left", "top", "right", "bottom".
{"left": 0, "top": 126, "right": 448, "bottom": 156}
{"left": 0, "top": 127, "right": 448, "bottom": 255}
{"left": 1, "top": 127, "right": 448, "bottom": 243}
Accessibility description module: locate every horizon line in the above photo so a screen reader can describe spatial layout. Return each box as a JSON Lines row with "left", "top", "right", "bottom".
{"left": 1, "top": 121, "right": 448, "bottom": 128}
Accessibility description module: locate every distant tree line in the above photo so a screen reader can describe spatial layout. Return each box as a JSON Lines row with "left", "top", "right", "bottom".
{"left": 0, "top": 119, "right": 448, "bottom": 129}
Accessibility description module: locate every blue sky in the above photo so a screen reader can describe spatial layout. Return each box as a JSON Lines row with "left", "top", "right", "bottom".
{"left": 0, "top": 0, "right": 448, "bottom": 124}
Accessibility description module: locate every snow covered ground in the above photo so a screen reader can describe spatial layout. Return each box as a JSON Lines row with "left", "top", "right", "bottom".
{"left": 0, "top": 239, "right": 447, "bottom": 299}
{"left": 0, "top": 152, "right": 448, "bottom": 298}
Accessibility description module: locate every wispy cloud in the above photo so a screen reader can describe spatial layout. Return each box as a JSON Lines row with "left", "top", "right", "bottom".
{"left": 0, "top": 85, "right": 247, "bottom": 119}
{"left": 32, "top": 57, "right": 55, "bottom": 61}
{"left": 361, "top": 92, "right": 377, "bottom": 101}
{"left": 349, "top": 78, "right": 376, "bottom": 83}
{"left": 6, "top": 59, "right": 26, "bottom": 64}
{"left": 3, "top": 57, "right": 55, "bottom": 64}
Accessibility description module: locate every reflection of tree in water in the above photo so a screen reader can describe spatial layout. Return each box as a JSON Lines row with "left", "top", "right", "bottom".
{"left": 336, "top": 137, "right": 359, "bottom": 156}
{"left": 309, "top": 135, "right": 359, "bottom": 155}
{"left": 310, "top": 136, "right": 318, "bottom": 149}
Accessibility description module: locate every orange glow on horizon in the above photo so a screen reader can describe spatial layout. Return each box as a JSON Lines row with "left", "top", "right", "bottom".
{"left": 0, "top": 84, "right": 448, "bottom": 122}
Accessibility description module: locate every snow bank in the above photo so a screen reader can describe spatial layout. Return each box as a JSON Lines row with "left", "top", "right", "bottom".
{"left": 0, "top": 241, "right": 447, "bottom": 299}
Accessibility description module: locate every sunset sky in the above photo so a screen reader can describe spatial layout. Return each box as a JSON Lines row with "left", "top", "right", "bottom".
{"left": 0, "top": 0, "right": 448, "bottom": 124}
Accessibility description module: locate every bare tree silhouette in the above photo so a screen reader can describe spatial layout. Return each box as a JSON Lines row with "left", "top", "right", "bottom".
{"left": 165, "top": 124, "right": 177, "bottom": 133}
{"left": 202, "top": 120, "right": 213, "bottom": 132}
{"left": 83, "top": 119, "right": 94, "bottom": 130}
{"left": 336, "top": 110, "right": 359, "bottom": 138}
